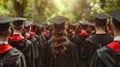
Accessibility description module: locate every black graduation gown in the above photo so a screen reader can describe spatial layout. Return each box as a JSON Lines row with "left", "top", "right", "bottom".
{"left": 90, "top": 46, "right": 120, "bottom": 67}
{"left": 79, "top": 34, "right": 113, "bottom": 67}
{"left": 8, "top": 36, "right": 35, "bottom": 67}
{"left": 45, "top": 33, "right": 52, "bottom": 41}
{"left": 27, "top": 36, "right": 41, "bottom": 67}
{"left": 0, "top": 48, "right": 26, "bottom": 67}
{"left": 68, "top": 33, "right": 75, "bottom": 43}
{"left": 40, "top": 40, "right": 80, "bottom": 67}
{"left": 35, "top": 34, "right": 47, "bottom": 46}
{"left": 74, "top": 32, "right": 89, "bottom": 58}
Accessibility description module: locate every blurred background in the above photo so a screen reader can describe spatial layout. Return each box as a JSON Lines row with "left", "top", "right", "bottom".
{"left": 0, "top": 0, "right": 120, "bottom": 24}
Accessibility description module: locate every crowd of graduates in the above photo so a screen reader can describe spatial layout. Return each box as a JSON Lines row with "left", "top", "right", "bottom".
{"left": 0, "top": 10, "right": 120, "bottom": 67}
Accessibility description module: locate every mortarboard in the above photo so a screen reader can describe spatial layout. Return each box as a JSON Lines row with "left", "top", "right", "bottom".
{"left": 71, "top": 22, "right": 79, "bottom": 27}
{"left": 107, "top": 10, "right": 120, "bottom": 29}
{"left": 49, "top": 16, "right": 69, "bottom": 29}
{"left": 14, "top": 17, "right": 27, "bottom": 21}
{"left": 41, "top": 24, "right": 48, "bottom": 28}
{"left": 0, "top": 17, "right": 16, "bottom": 24}
{"left": 0, "top": 17, "right": 15, "bottom": 31}
{"left": 92, "top": 13, "right": 109, "bottom": 20}
{"left": 79, "top": 21, "right": 94, "bottom": 26}
{"left": 13, "top": 17, "right": 27, "bottom": 26}
{"left": 24, "top": 21, "right": 32, "bottom": 27}
{"left": 107, "top": 10, "right": 120, "bottom": 22}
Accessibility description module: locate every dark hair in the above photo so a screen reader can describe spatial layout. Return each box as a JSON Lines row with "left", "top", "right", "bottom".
{"left": 94, "top": 18, "right": 107, "bottom": 28}
{"left": 112, "top": 18, "right": 120, "bottom": 29}
{"left": 81, "top": 24, "right": 88, "bottom": 30}
{"left": 0, "top": 23, "right": 10, "bottom": 37}
{"left": 13, "top": 20, "right": 24, "bottom": 30}
{"left": 13, "top": 20, "right": 24, "bottom": 26}
{"left": 72, "top": 24, "right": 81, "bottom": 38}
{"left": 0, "top": 23, "right": 10, "bottom": 32}
{"left": 51, "top": 28, "right": 67, "bottom": 58}
{"left": 35, "top": 26, "right": 42, "bottom": 35}
{"left": 0, "top": 31, "right": 9, "bottom": 38}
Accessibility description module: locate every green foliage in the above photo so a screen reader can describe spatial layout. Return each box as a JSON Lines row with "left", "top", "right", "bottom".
{"left": 0, "top": 0, "right": 120, "bottom": 24}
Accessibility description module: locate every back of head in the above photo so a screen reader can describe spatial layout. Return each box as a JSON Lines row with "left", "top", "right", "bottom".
{"left": 0, "top": 17, "right": 16, "bottom": 37}
{"left": 49, "top": 16, "right": 69, "bottom": 57}
{"left": 92, "top": 13, "right": 109, "bottom": 29}
{"left": 94, "top": 18, "right": 107, "bottom": 28}
{"left": 0, "top": 23, "right": 10, "bottom": 37}
{"left": 12, "top": 20, "right": 24, "bottom": 31}
{"left": 112, "top": 18, "right": 120, "bottom": 29}
{"left": 107, "top": 10, "right": 120, "bottom": 30}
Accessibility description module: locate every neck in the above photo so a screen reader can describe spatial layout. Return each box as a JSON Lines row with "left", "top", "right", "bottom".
{"left": 13, "top": 30, "right": 21, "bottom": 34}
{"left": 0, "top": 37, "right": 8, "bottom": 42}
{"left": 95, "top": 28, "right": 106, "bottom": 34}
{"left": 114, "top": 31, "right": 120, "bottom": 37}
{"left": 81, "top": 30, "right": 86, "bottom": 32}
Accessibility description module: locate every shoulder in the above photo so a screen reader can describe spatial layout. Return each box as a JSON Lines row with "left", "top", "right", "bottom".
{"left": 107, "top": 41, "right": 120, "bottom": 52}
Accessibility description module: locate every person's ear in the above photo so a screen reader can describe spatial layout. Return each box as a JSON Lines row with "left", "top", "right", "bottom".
{"left": 111, "top": 22, "right": 115, "bottom": 30}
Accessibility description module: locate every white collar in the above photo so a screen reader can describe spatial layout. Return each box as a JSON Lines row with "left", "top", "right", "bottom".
{"left": 0, "top": 41, "right": 7, "bottom": 44}
{"left": 13, "top": 32, "right": 21, "bottom": 35}
{"left": 114, "top": 36, "right": 120, "bottom": 41}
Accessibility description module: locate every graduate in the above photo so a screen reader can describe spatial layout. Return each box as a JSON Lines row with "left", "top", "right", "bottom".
{"left": 90, "top": 10, "right": 120, "bottom": 67}
{"left": 79, "top": 13, "right": 113, "bottom": 67}
{"left": 8, "top": 18, "right": 35, "bottom": 67}
{"left": 40, "top": 16, "right": 80, "bottom": 67}
{"left": 67, "top": 22, "right": 80, "bottom": 43}
{"left": 74, "top": 21, "right": 90, "bottom": 61}
{"left": 24, "top": 21, "right": 41, "bottom": 67}
{"left": 0, "top": 17, "right": 26, "bottom": 67}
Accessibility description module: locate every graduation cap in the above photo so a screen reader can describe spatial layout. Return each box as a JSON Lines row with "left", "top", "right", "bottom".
{"left": 24, "top": 21, "right": 32, "bottom": 27}
{"left": 13, "top": 17, "right": 27, "bottom": 26}
{"left": 49, "top": 16, "right": 69, "bottom": 29}
{"left": 0, "top": 17, "right": 15, "bottom": 31}
{"left": 79, "top": 21, "right": 94, "bottom": 26}
{"left": 14, "top": 17, "right": 27, "bottom": 21}
{"left": 92, "top": 13, "right": 109, "bottom": 20}
{"left": 107, "top": 10, "right": 120, "bottom": 22}
{"left": 71, "top": 22, "right": 79, "bottom": 27}
{"left": 107, "top": 10, "right": 120, "bottom": 28}
{"left": 41, "top": 24, "right": 48, "bottom": 29}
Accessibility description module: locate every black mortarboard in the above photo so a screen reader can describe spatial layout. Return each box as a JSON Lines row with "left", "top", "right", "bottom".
{"left": 24, "top": 21, "right": 32, "bottom": 27}
{"left": 107, "top": 10, "right": 120, "bottom": 22}
{"left": 0, "top": 17, "right": 15, "bottom": 31}
{"left": 49, "top": 16, "right": 69, "bottom": 29}
{"left": 92, "top": 13, "right": 109, "bottom": 19}
{"left": 0, "top": 17, "right": 16, "bottom": 24}
{"left": 41, "top": 24, "right": 48, "bottom": 28}
{"left": 107, "top": 10, "right": 120, "bottom": 28}
{"left": 71, "top": 22, "right": 79, "bottom": 27}
{"left": 13, "top": 17, "right": 27, "bottom": 26}
{"left": 14, "top": 17, "right": 27, "bottom": 21}
{"left": 79, "top": 21, "right": 94, "bottom": 26}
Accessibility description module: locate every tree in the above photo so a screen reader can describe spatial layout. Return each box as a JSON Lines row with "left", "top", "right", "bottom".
{"left": 13, "top": 0, "right": 28, "bottom": 17}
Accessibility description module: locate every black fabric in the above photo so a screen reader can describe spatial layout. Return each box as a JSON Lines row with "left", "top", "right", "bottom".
{"left": 79, "top": 34, "right": 113, "bottom": 67}
{"left": 90, "top": 46, "right": 120, "bottom": 67}
{"left": 86, "top": 34, "right": 113, "bottom": 46}
{"left": 27, "top": 37, "right": 41, "bottom": 67}
{"left": 74, "top": 34, "right": 89, "bottom": 58}
{"left": 40, "top": 40, "right": 80, "bottom": 67}
{"left": 75, "top": 35, "right": 89, "bottom": 67}
{"left": 0, "top": 48, "right": 26, "bottom": 67}
{"left": 35, "top": 34, "right": 47, "bottom": 46}
{"left": 67, "top": 33, "right": 75, "bottom": 43}
{"left": 8, "top": 38, "right": 35, "bottom": 67}
{"left": 0, "top": 23, "right": 10, "bottom": 31}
